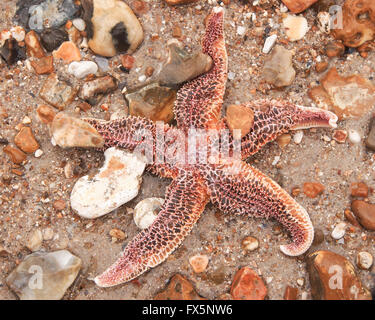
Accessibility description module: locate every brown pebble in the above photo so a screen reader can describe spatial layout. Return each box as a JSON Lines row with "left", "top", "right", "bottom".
{"left": 121, "top": 54, "right": 135, "bottom": 70}
{"left": 351, "top": 182, "right": 368, "bottom": 198}
{"left": 30, "top": 56, "right": 54, "bottom": 75}
{"left": 3, "top": 145, "right": 27, "bottom": 164}
{"left": 315, "top": 61, "right": 328, "bottom": 73}
{"left": 53, "top": 41, "right": 81, "bottom": 63}
{"left": 284, "top": 286, "right": 298, "bottom": 300}
{"left": 172, "top": 26, "right": 182, "bottom": 38}
{"left": 303, "top": 182, "right": 325, "bottom": 198}
{"left": 78, "top": 101, "right": 92, "bottom": 112}
{"left": 351, "top": 200, "right": 375, "bottom": 231}
{"left": 14, "top": 127, "right": 39, "bottom": 153}
{"left": 25, "top": 30, "right": 46, "bottom": 58}
{"left": 37, "top": 105, "right": 56, "bottom": 124}
{"left": 344, "top": 208, "right": 361, "bottom": 227}
{"left": 291, "top": 187, "right": 300, "bottom": 197}
{"left": 276, "top": 133, "right": 291, "bottom": 148}
{"left": 109, "top": 228, "right": 127, "bottom": 240}
{"left": 332, "top": 130, "right": 347, "bottom": 143}
{"left": 53, "top": 199, "right": 66, "bottom": 211}
{"left": 145, "top": 66, "right": 154, "bottom": 77}
{"left": 325, "top": 41, "right": 345, "bottom": 58}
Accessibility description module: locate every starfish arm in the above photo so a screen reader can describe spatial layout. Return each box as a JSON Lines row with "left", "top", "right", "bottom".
{"left": 94, "top": 172, "right": 209, "bottom": 287}
{"left": 238, "top": 99, "right": 338, "bottom": 159}
{"left": 174, "top": 7, "right": 228, "bottom": 132}
{"left": 203, "top": 161, "right": 314, "bottom": 256}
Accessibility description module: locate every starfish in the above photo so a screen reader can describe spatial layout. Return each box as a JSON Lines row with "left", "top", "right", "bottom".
{"left": 80, "top": 7, "right": 338, "bottom": 287}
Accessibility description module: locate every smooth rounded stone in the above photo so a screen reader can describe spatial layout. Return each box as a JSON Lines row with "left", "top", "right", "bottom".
{"left": 82, "top": 0, "right": 144, "bottom": 57}
{"left": 263, "top": 45, "right": 295, "bottom": 87}
{"left": 154, "top": 274, "right": 205, "bottom": 300}
{"left": 241, "top": 236, "right": 259, "bottom": 252}
{"left": 230, "top": 267, "right": 267, "bottom": 300}
{"left": 71, "top": 147, "right": 146, "bottom": 219}
{"left": 27, "top": 0, "right": 79, "bottom": 33}
{"left": 306, "top": 250, "right": 372, "bottom": 300}
{"left": 283, "top": 15, "right": 309, "bottom": 41}
{"left": 40, "top": 28, "right": 69, "bottom": 52}
{"left": 281, "top": 0, "right": 317, "bottom": 13}
{"left": 351, "top": 182, "right": 368, "bottom": 198}
{"left": 356, "top": 252, "right": 373, "bottom": 270}
{"left": 158, "top": 39, "right": 213, "bottom": 87}
{"left": 125, "top": 82, "right": 176, "bottom": 123}
{"left": 189, "top": 254, "right": 209, "bottom": 273}
{"left": 34, "top": 149, "right": 44, "bottom": 158}
{"left": 72, "top": 18, "right": 86, "bottom": 32}
{"left": 37, "top": 104, "right": 56, "bottom": 124}
{"left": 25, "top": 31, "right": 45, "bottom": 58}
{"left": 51, "top": 113, "right": 104, "bottom": 148}
{"left": 133, "top": 197, "right": 164, "bottom": 229}
{"left": 26, "top": 229, "right": 43, "bottom": 252}
{"left": 276, "top": 133, "right": 291, "bottom": 148}
{"left": 293, "top": 130, "right": 303, "bottom": 144}
{"left": 366, "top": 117, "right": 375, "bottom": 150}
{"left": 348, "top": 129, "right": 361, "bottom": 144}
{"left": 262, "top": 34, "right": 277, "bottom": 54}
{"left": 225, "top": 104, "right": 254, "bottom": 138}
{"left": 94, "top": 56, "right": 109, "bottom": 72}
{"left": 14, "top": 127, "right": 40, "bottom": 154}
{"left": 6, "top": 250, "right": 81, "bottom": 300}
{"left": 68, "top": 61, "right": 98, "bottom": 79}
{"left": 331, "top": 222, "right": 346, "bottom": 240}
{"left": 351, "top": 200, "right": 375, "bottom": 231}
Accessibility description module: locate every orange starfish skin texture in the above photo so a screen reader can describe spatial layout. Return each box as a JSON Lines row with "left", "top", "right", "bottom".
{"left": 82, "top": 7, "right": 338, "bottom": 287}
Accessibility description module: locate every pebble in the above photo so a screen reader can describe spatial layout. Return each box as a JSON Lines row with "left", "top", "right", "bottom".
{"left": 0, "top": 39, "right": 26, "bottom": 65}
{"left": 230, "top": 267, "right": 267, "bottom": 300}
{"left": 53, "top": 199, "right": 66, "bottom": 211}
{"left": 41, "top": 28, "right": 69, "bottom": 52}
{"left": 36, "top": 105, "right": 56, "bottom": 124}
{"left": 164, "top": 0, "right": 199, "bottom": 5}
{"left": 296, "top": 278, "right": 305, "bottom": 286}
{"left": 325, "top": 41, "right": 345, "bottom": 58}
{"left": 237, "top": 26, "right": 246, "bottom": 36}
{"left": 133, "top": 197, "right": 164, "bottom": 229}
{"left": 281, "top": 0, "right": 317, "bottom": 13}
{"left": 189, "top": 254, "right": 209, "bottom": 273}
{"left": 125, "top": 82, "right": 176, "bottom": 123}
{"left": 315, "top": 61, "right": 329, "bottom": 73}
{"left": 283, "top": 15, "right": 309, "bottom": 41}
{"left": 356, "top": 252, "right": 373, "bottom": 270}
{"left": 312, "top": 228, "right": 325, "bottom": 245}
{"left": 68, "top": 61, "right": 98, "bottom": 79}
{"left": 158, "top": 40, "right": 213, "bottom": 87}
{"left": 241, "top": 236, "right": 259, "bottom": 252}
{"left": 83, "top": 0, "right": 144, "bottom": 57}
{"left": 3, "top": 145, "right": 27, "bottom": 164}
{"left": 14, "top": 127, "right": 40, "bottom": 153}
{"left": 53, "top": 41, "right": 81, "bottom": 63}
{"left": 79, "top": 75, "right": 117, "bottom": 105}
{"left": 348, "top": 129, "right": 361, "bottom": 144}
{"left": 94, "top": 56, "right": 109, "bottom": 72}
{"left": 225, "top": 104, "right": 254, "bottom": 138}
{"left": 351, "top": 182, "right": 368, "bottom": 198}
{"left": 154, "top": 274, "right": 205, "bottom": 300}
{"left": 262, "top": 34, "right": 277, "bottom": 54}
{"left": 6, "top": 250, "right": 81, "bottom": 300}
{"left": 263, "top": 45, "right": 295, "bottom": 87}
{"left": 332, "top": 130, "right": 347, "bottom": 143}
{"left": 27, "top": 0, "right": 78, "bottom": 32}
{"left": 121, "top": 54, "right": 135, "bottom": 70}
{"left": 284, "top": 286, "right": 298, "bottom": 300}
{"left": 34, "top": 149, "right": 43, "bottom": 158}
{"left": 72, "top": 18, "right": 86, "bottom": 32}
{"left": 39, "top": 73, "right": 77, "bottom": 110}
{"left": 293, "top": 131, "right": 303, "bottom": 144}
{"left": 109, "top": 228, "right": 127, "bottom": 241}
{"left": 71, "top": 147, "right": 146, "bottom": 219}
{"left": 303, "top": 182, "right": 325, "bottom": 198}
{"left": 26, "top": 229, "right": 43, "bottom": 252}
{"left": 10, "top": 26, "right": 25, "bottom": 42}
{"left": 331, "top": 222, "right": 346, "bottom": 240}
{"left": 306, "top": 250, "right": 372, "bottom": 300}
{"left": 276, "top": 133, "right": 291, "bottom": 148}
{"left": 25, "top": 31, "right": 46, "bottom": 58}
{"left": 42, "top": 228, "right": 54, "bottom": 241}
{"left": 351, "top": 200, "right": 375, "bottom": 231}
{"left": 30, "top": 55, "right": 54, "bottom": 75}
{"left": 50, "top": 113, "right": 104, "bottom": 148}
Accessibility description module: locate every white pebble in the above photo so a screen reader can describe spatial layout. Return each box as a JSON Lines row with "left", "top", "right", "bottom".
{"left": 348, "top": 129, "right": 361, "bottom": 144}
{"left": 272, "top": 155, "right": 280, "bottom": 166}
{"left": 262, "top": 34, "right": 277, "bottom": 54}
{"left": 228, "top": 71, "right": 235, "bottom": 80}
{"left": 10, "top": 26, "right": 25, "bottom": 42}
{"left": 138, "top": 75, "right": 147, "bottom": 82}
{"left": 331, "top": 222, "right": 346, "bottom": 240}
{"left": 34, "top": 149, "right": 43, "bottom": 158}
{"left": 134, "top": 198, "right": 164, "bottom": 229}
{"left": 283, "top": 15, "right": 309, "bottom": 41}
{"left": 237, "top": 26, "right": 246, "bottom": 36}
{"left": 72, "top": 18, "right": 86, "bottom": 32}
{"left": 356, "top": 251, "right": 373, "bottom": 270}
{"left": 293, "top": 131, "right": 303, "bottom": 144}
{"left": 68, "top": 61, "right": 98, "bottom": 79}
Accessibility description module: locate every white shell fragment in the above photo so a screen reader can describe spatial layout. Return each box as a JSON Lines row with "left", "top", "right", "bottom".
{"left": 331, "top": 222, "right": 346, "bottom": 240}
{"left": 71, "top": 147, "right": 146, "bottom": 219}
{"left": 133, "top": 197, "right": 165, "bottom": 229}
{"left": 68, "top": 61, "right": 98, "bottom": 79}
{"left": 262, "top": 34, "right": 277, "bottom": 54}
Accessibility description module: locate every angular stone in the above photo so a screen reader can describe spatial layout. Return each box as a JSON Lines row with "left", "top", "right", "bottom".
{"left": 79, "top": 75, "right": 117, "bottom": 105}
{"left": 41, "top": 28, "right": 69, "bottom": 52}
{"left": 303, "top": 182, "right": 325, "bottom": 198}
{"left": 189, "top": 254, "right": 209, "bottom": 273}
{"left": 332, "top": 130, "right": 347, "bottom": 143}
{"left": 3, "top": 145, "right": 27, "bottom": 164}
{"left": 6, "top": 250, "right": 82, "bottom": 300}
{"left": 26, "top": 229, "right": 43, "bottom": 252}
{"left": 308, "top": 68, "right": 375, "bottom": 120}
{"left": 30, "top": 55, "right": 54, "bottom": 75}
{"left": 281, "top": 0, "right": 318, "bottom": 13}
{"left": 51, "top": 113, "right": 104, "bottom": 149}
{"left": 133, "top": 197, "right": 164, "bottom": 229}
{"left": 263, "top": 45, "right": 295, "bottom": 87}
{"left": 230, "top": 267, "right": 267, "bottom": 300}
{"left": 356, "top": 252, "right": 373, "bottom": 270}
{"left": 71, "top": 147, "right": 146, "bottom": 219}
{"left": 39, "top": 73, "right": 77, "bottom": 110}
{"left": 82, "top": 0, "right": 144, "bottom": 57}
{"left": 14, "top": 127, "right": 40, "bottom": 154}
{"left": 158, "top": 40, "right": 213, "bottom": 87}
{"left": 154, "top": 274, "right": 205, "bottom": 300}
{"left": 53, "top": 41, "right": 81, "bottom": 63}
{"left": 25, "top": 31, "right": 46, "bottom": 58}
{"left": 0, "top": 39, "right": 26, "bottom": 65}
{"left": 125, "top": 82, "right": 176, "bottom": 123}
{"left": 350, "top": 182, "right": 368, "bottom": 198}
{"left": 306, "top": 250, "right": 372, "bottom": 300}
{"left": 225, "top": 104, "right": 254, "bottom": 138}
{"left": 351, "top": 200, "right": 375, "bottom": 231}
